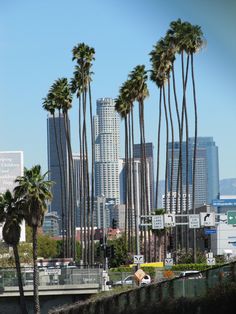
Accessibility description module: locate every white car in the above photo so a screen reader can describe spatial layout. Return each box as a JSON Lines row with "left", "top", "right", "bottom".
{"left": 179, "top": 271, "right": 203, "bottom": 279}
{"left": 114, "top": 274, "right": 151, "bottom": 286}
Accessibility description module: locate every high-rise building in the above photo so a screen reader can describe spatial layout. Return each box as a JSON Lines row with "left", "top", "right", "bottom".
{"left": 94, "top": 98, "right": 120, "bottom": 204}
{"left": 47, "top": 114, "right": 68, "bottom": 232}
{"left": 133, "top": 143, "right": 154, "bottom": 211}
{"left": 167, "top": 137, "right": 220, "bottom": 209}
{"left": 119, "top": 157, "right": 152, "bottom": 227}
{"left": 72, "top": 153, "right": 81, "bottom": 227}
{"left": 42, "top": 211, "right": 60, "bottom": 237}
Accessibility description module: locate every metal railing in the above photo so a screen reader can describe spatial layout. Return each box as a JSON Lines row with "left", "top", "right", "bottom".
{"left": 0, "top": 266, "right": 103, "bottom": 289}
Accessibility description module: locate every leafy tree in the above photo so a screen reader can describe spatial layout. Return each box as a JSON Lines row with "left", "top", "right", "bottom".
{"left": 108, "top": 236, "right": 130, "bottom": 268}
{"left": 14, "top": 165, "right": 53, "bottom": 314}
{"left": 37, "top": 234, "right": 57, "bottom": 258}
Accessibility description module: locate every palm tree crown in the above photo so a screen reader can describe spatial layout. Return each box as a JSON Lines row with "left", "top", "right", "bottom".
{"left": 14, "top": 165, "right": 53, "bottom": 228}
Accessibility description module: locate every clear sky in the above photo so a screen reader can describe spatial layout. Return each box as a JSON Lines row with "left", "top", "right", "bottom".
{"left": 0, "top": 0, "right": 235, "bottom": 179}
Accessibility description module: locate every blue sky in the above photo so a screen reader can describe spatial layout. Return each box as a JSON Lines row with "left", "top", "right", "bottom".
{"left": 0, "top": 0, "right": 235, "bottom": 179}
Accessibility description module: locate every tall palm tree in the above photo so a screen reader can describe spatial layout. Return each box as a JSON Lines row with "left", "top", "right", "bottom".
{"left": 71, "top": 43, "right": 95, "bottom": 265}
{"left": 14, "top": 165, "right": 53, "bottom": 314}
{"left": 0, "top": 191, "right": 28, "bottom": 314}
{"left": 167, "top": 19, "right": 191, "bottom": 250}
{"left": 167, "top": 19, "right": 205, "bottom": 256}
{"left": 128, "top": 65, "right": 149, "bottom": 261}
{"left": 42, "top": 96, "right": 66, "bottom": 257}
{"left": 115, "top": 93, "right": 132, "bottom": 250}
{"left": 187, "top": 23, "right": 205, "bottom": 261}
{"left": 47, "top": 78, "right": 74, "bottom": 258}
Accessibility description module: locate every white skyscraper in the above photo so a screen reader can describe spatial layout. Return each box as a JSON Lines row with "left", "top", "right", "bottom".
{"left": 94, "top": 98, "right": 120, "bottom": 204}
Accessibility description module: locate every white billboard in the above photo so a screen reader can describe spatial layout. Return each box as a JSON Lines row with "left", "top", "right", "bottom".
{"left": 0, "top": 151, "right": 23, "bottom": 193}
{"left": 0, "top": 151, "right": 25, "bottom": 242}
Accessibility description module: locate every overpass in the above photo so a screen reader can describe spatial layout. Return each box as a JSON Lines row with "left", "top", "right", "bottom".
{"left": 0, "top": 267, "right": 103, "bottom": 314}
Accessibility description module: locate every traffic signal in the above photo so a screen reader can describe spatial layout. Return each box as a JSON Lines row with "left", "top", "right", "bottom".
{"left": 106, "top": 246, "right": 112, "bottom": 258}
{"left": 106, "top": 245, "right": 115, "bottom": 258}
{"left": 111, "top": 245, "right": 115, "bottom": 258}
{"left": 96, "top": 246, "right": 101, "bottom": 257}
{"left": 168, "top": 235, "right": 174, "bottom": 250}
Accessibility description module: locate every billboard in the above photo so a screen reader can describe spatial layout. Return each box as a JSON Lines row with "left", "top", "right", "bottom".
{"left": 0, "top": 151, "right": 23, "bottom": 193}
{"left": 0, "top": 151, "right": 25, "bottom": 242}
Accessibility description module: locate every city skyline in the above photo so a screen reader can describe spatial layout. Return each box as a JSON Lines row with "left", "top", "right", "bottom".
{"left": 0, "top": 0, "right": 236, "bottom": 179}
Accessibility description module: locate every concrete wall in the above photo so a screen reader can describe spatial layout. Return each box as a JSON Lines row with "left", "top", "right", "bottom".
{"left": 0, "top": 294, "right": 90, "bottom": 314}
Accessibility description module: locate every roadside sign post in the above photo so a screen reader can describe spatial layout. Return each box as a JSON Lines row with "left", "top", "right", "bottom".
{"left": 227, "top": 211, "right": 236, "bottom": 225}
{"left": 164, "top": 214, "right": 176, "bottom": 227}
{"left": 164, "top": 258, "right": 174, "bottom": 267}
{"left": 200, "top": 212, "right": 216, "bottom": 227}
{"left": 206, "top": 257, "right": 216, "bottom": 266}
{"left": 152, "top": 215, "right": 164, "bottom": 230}
{"left": 189, "top": 215, "right": 200, "bottom": 229}
{"left": 133, "top": 255, "right": 144, "bottom": 264}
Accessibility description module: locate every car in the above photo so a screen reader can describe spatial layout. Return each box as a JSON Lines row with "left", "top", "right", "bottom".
{"left": 178, "top": 271, "right": 203, "bottom": 279}
{"left": 113, "top": 274, "right": 151, "bottom": 287}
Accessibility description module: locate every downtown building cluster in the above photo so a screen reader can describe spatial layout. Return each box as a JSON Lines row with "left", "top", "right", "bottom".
{"left": 46, "top": 97, "right": 227, "bottom": 259}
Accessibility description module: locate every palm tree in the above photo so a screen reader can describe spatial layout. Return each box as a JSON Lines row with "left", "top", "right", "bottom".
{"left": 128, "top": 65, "right": 149, "bottom": 261}
{"left": 42, "top": 96, "right": 66, "bottom": 257}
{"left": 187, "top": 23, "right": 205, "bottom": 261}
{"left": 47, "top": 78, "right": 74, "bottom": 258}
{"left": 167, "top": 19, "right": 205, "bottom": 255}
{"left": 115, "top": 92, "right": 132, "bottom": 250}
{"left": 0, "top": 190, "right": 28, "bottom": 314}
{"left": 14, "top": 165, "right": 53, "bottom": 314}
{"left": 71, "top": 43, "right": 95, "bottom": 265}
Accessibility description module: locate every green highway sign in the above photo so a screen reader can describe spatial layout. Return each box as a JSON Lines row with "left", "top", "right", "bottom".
{"left": 227, "top": 211, "right": 236, "bottom": 224}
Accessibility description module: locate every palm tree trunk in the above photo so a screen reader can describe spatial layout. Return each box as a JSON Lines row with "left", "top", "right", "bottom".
{"left": 78, "top": 95, "right": 84, "bottom": 262}
{"left": 89, "top": 83, "right": 95, "bottom": 265}
{"left": 52, "top": 113, "right": 65, "bottom": 257}
{"left": 141, "top": 100, "right": 151, "bottom": 262}
{"left": 155, "top": 89, "right": 162, "bottom": 209}
{"left": 191, "top": 52, "right": 198, "bottom": 263}
{"left": 131, "top": 108, "right": 139, "bottom": 255}
{"left": 32, "top": 225, "right": 40, "bottom": 314}
{"left": 13, "top": 245, "right": 28, "bottom": 314}
{"left": 167, "top": 78, "right": 174, "bottom": 214}
{"left": 124, "top": 116, "right": 129, "bottom": 248}
{"left": 138, "top": 102, "right": 146, "bottom": 261}
{"left": 172, "top": 63, "right": 181, "bottom": 255}
{"left": 58, "top": 110, "right": 68, "bottom": 257}
{"left": 163, "top": 86, "right": 169, "bottom": 214}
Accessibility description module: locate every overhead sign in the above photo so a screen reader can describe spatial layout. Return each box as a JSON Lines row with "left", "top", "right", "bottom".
{"left": 164, "top": 258, "right": 174, "bottom": 267}
{"left": 206, "top": 258, "right": 215, "bottom": 266}
{"left": 227, "top": 211, "right": 236, "bottom": 225}
{"left": 212, "top": 199, "right": 236, "bottom": 207}
{"left": 200, "top": 212, "right": 215, "bottom": 227}
{"left": 152, "top": 215, "right": 164, "bottom": 230}
{"left": 133, "top": 255, "right": 144, "bottom": 264}
{"left": 204, "top": 228, "right": 217, "bottom": 235}
{"left": 189, "top": 215, "right": 200, "bottom": 229}
{"left": 164, "top": 214, "right": 176, "bottom": 227}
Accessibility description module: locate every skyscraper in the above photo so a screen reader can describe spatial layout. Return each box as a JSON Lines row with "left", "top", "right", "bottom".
{"left": 167, "top": 137, "right": 220, "bottom": 209}
{"left": 133, "top": 143, "right": 154, "bottom": 211}
{"left": 47, "top": 114, "right": 68, "bottom": 232}
{"left": 94, "top": 98, "right": 120, "bottom": 204}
